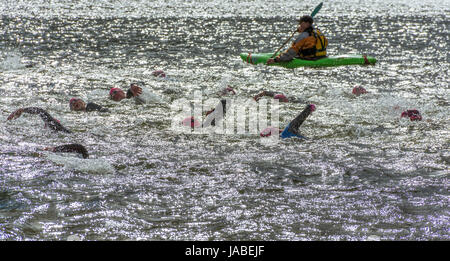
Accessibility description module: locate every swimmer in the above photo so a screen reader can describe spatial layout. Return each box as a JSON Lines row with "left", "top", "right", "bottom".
{"left": 69, "top": 98, "right": 110, "bottom": 112}
{"left": 261, "top": 104, "right": 316, "bottom": 139}
{"left": 7, "top": 107, "right": 71, "bottom": 133}
{"left": 44, "top": 143, "right": 89, "bottom": 159}
{"left": 152, "top": 70, "right": 166, "bottom": 78}
{"left": 219, "top": 86, "right": 236, "bottom": 96}
{"left": 109, "top": 83, "right": 143, "bottom": 102}
{"left": 181, "top": 116, "right": 201, "bottom": 128}
{"left": 181, "top": 99, "right": 229, "bottom": 128}
{"left": 253, "top": 91, "right": 303, "bottom": 103}
{"left": 352, "top": 86, "right": 368, "bottom": 96}
{"left": 401, "top": 109, "right": 422, "bottom": 121}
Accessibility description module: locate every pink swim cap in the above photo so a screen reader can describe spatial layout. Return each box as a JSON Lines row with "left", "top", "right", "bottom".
{"left": 220, "top": 86, "right": 236, "bottom": 96}
{"left": 260, "top": 126, "right": 281, "bottom": 137}
{"left": 182, "top": 117, "right": 200, "bottom": 128}
{"left": 352, "top": 86, "right": 368, "bottom": 96}
{"left": 69, "top": 98, "right": 80, "bottom": 109}
{"left": 274, "top": 94, "right": 288, "bottom": 101}
{"left": 109, "top": 87, "right": 122, "bottom": 96}
{"left": 69, "top": 98, "right": 78, "bottom": 104}
{"left": 309, "top": 104, "right": 316, "bottom": 112}
{"left": 152, "top": 70, "right": 166, "bottom": 78}
{"left": 225, "top": 86, "right": 236, "bottom": 95}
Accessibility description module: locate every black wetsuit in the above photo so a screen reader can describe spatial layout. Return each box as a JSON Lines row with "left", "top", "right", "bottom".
{"left": 22, "top": 107, "right": 71, "bottom": 133}
{"left": 85, "top": 102, "right": 109, "bottom": 112}
{"left": 53, "top": 144, "right": 89, "bottom": 158}
{"left": 281, "top": 104, "right": 315, "bottom": 139}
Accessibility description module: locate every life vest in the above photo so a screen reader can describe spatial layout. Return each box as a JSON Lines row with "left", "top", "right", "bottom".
{"left": 294, "top": 27, "right": 328, "bottom": 58}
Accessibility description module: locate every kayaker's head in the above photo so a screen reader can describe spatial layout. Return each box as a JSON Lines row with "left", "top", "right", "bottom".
{"left": 274, "top": 94, "right": 289, "bottom": 102}
{"left": 109, "top": 87, "right": 126, "bottom": 101}
{"left": 298, "top": 15, "right": 313, "bottom": 32}
{"left": 69, "top": 98, "right": 86, "bottom": 111}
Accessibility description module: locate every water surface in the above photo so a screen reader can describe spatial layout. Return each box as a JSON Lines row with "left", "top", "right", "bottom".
{"left": 0, "top": 0, "right": 448, "bottom": 240}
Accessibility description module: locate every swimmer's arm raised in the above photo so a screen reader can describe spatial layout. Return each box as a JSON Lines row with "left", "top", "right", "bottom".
{"left": 7, "top": 107, "right": 50, "bottom": 120}
{"left": 7, "top": 108, "right": 25, "bottom": 120}
{"left": 7, "top": 107, "right": 71, "bottom": 133}
{"left": 126, "top": 84, "right": 142, "bottom": 99}
{"left": 287, "top": 104, "right": 315, "bottom": 135}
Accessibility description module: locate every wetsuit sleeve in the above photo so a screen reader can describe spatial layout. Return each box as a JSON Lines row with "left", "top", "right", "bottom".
{"left": 53, "top": 144, "right": 89, "bottom": 159}
{"left": 85, "top": 102, "right": 110, "bottom": 112}
{"left": 22, "top": 107, "right": 71, "bottom": 133}
{"left": 277, "top": 49, "right": 298, "bottom": 62}
{"left": 286, "top": 105, "right": 314, "bottom": 135}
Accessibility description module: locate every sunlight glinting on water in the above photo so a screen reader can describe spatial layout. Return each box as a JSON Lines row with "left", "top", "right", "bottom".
{"left": 0, "top": 0, "right": 448, "bottom": 241}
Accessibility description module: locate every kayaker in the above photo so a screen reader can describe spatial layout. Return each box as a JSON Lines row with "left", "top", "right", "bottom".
{"left": 44, "top": 143, "right": 89, "bottom": 159}
{"left": 69, "top": 98, "right": 110, "bottom": 112}
{"left": 7, "top": 107, "right": 71, "bottom": 133}
{"left": 267, "top": 15, "right": 328, "bottom": 64}
{"left": 253, "top": 90, "right": 304, "bottom": 103}
{"left": 260, "top": 104, "right": 316, "bottom": 139}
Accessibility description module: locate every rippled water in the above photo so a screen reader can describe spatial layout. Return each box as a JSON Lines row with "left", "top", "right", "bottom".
{"left": 0, "top": 0, "right": 449, "bottom": 241}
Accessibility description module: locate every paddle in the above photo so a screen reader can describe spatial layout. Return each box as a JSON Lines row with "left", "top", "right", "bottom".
{"left": 270, "top": 2, "right": 323, "bottom": 59}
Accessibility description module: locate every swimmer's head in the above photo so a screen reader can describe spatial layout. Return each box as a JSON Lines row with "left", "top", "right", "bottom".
{"left": 274, "top": 94, "right": 289, "bottom": 102}
{"left": 260, "top": 126, "right": 283, "bottom": 137}
{"left": 182, "top": 117, "right": 200, "bottom": 128}
{"left": 309, "top": 104, "right": 316, "bottom": 112}
{"left": 69, "top": 98, "right": 86, "bottom": 111}
{"left": 220, "top": 86, "right": 236, "bottom": 96}
{"left": 352, "top": 86, "right": 368, "bottom": 96}
{"left": 109, "top": 88, "right": 126, "bottom": 101}
{"left": 401, "top": 109, "right": 422, "bottom": 121}
{"left": 152, "top": 70, "right": 166, "bottom": 78}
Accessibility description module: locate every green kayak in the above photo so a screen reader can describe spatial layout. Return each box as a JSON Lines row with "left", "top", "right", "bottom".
{"left": 240, "top": 52, "right": 376, "bottom": 68}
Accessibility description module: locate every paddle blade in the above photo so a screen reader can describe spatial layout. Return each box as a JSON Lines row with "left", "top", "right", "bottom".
{"left": 310, "top": 2, "right": 323, "bottom": 18}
